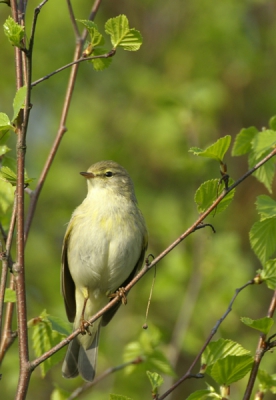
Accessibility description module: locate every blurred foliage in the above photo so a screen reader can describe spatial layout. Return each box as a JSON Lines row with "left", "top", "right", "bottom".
{"left": 1, "top": 0, "right": 276, "bottom": 399}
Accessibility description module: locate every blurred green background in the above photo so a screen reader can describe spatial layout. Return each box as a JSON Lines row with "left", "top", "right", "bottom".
{"left": 1, "top": 0, "right": 276, "bottom": 399}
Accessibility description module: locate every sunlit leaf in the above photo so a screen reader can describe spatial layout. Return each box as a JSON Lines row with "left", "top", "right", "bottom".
{"left": 255, "top": 195, "right": 276, "bottom": 221}
{"left": 146, "top": 371, "right": 164, "bottom": 394}
{"left": 249, "top": 150, "right": 275, "bottom": 193}
{"left": 258, "top": 370, "right": 276, "bottom": 394}
{"left": 110, "top": 395, "right": 133, "bottom": 400}
{"left": 231, "top": 126, "right": 258, "bottom": 156}
{"left": 251, "top": 130, "right": 276, "bottom": 158}
{"left": 3, "top": 16, "right": 25, "bottom": 48}
{"left": 259, "top": 259, "right": 276, "bottom": 290}
{"left": 194, "top": 179, "right": 235, "bottom": 216}
{"left": 0, "top": 179, "right": 15, "bottom": 214}
{"left": 241, "top": 317, "right": 274, "bottom": 335}
{"left": 249, "top": 219, "right": 276, "bottom": 265}
{"left": 90, "top": 48, "right": 113, "bottom": 71}
{"left": 210, "top": 355, "right": 253, "bottom": 385}
{"left": 0, "top": 112, "right": 13, "bottom": 131}
{"left": 269, "top": 116, "right": 276, "bottom": 131}
{"left": 105, "top": 15, "right": 142, "bottom": 51}
{"left": 4, "top": 288, "right": 16, "bottom": 303}
{"left": 50, "top": 387, "right": 70, "bottom": 400}
{"left": 189, "top": 135, "right": 231, "bottom": 162}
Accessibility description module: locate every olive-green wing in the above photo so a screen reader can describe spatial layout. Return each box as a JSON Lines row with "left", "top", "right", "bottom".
{"left": 61, "top": 226, "right": 76, "bottom": 323}
{"left": 102, "top": 233, "right": 148, "bottom": 326}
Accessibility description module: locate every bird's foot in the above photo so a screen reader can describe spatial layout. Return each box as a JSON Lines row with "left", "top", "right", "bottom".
{"left": 109, "top": 287, "right": 128, "bottom": 305}
{"left": 79, "top": 318, "right": 92, "bottom": 335}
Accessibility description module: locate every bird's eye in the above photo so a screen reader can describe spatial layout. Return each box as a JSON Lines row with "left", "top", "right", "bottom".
{"left": 105, "top": 171, "right": 113, "bottom": 177}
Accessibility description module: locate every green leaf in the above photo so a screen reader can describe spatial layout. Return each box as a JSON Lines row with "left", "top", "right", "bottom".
{"left": 269, "top": 116, "right": 276, "bottom": 131}
{"left": 4, "top": 288, "right": 16, "bottom": 303}
{"left": 241, "top": 317, "right": 274, "bottom": 335}
{"left": 194, "top": 179, "right": 235, "bottom": 216}
{"left": 0, "top": 112, "right": 13, "bottom": 131}
{"left": 231, "top": 126, "right": 258, "bottom": 156}
{"left": 0, "top": 180, "right": 15, "bottom": 214}
{"left": 256, "top": 195, "right": 276, "bottom": 221}
{"left": 189, "top": 135, "right": 231, "bottom": 162}
{"left": 146, "top": 371, "right": 164, "bottom": 394}
{"left": 109, "top": 395, "right": 133, "bottom": 400}
{"left": 0, "top": 145, "right": 10, "bottom": 156}
{"left": 186, "top": 388, "right": 221, "bottom": 400}
{"left": 12, "top": 86, "right": 27, "bottom": 122}
{"left": 201, "top": 339, "right": 250, "bottom": 374}
{"left": 77, "top": 20, "right": 105, "bottom": 49}
{"left": 249, "top": 219, "right": 276, "bottom": 265}
{"left": 47, "top": 315, "right": 71, "bottom": 336}
{"left": 30, "top": 310, "right": 66, "bottom": 377}
{"left": 210, "top": 354, "right": 253, "bottom": 385}
{"left": 258, "top": 370, "right": 276, "bottom": 394}
{"left": 90, "top": 48, "right": 113, "bottom": 71}
{"left": 251, "top": 130, "right": 276, "bottom": 158}
{"left": 0, "top": 166, "right": 17, "bottom": 186}
{"left": 249, "top": 150, "right": 275, "bottom": 193}
{"left": 105, "top": 15, "right": 142, "bottom": 51}
{"left": 50, "top": 387, "right": 70, "bottom": 400}
{"left": 3, "top": 16, "right": 25, "bottom": 48}
{"left": 259, "top": 259, "right": 276, "bottom": 290}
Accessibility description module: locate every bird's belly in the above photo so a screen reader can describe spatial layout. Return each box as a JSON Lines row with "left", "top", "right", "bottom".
{"left": 68, "top": 216, "right": 142, "bottom": 294}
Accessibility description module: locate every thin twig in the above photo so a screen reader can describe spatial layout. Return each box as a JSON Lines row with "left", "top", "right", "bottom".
{"left": 67, "top": 357, "right": 143, "bottom": 400}
{"left": 158, "top": 280, "right": 254, "bottom": 400}
{"left": 66, "top": 0, "right": 81, "bottom": 38}
{"left": 30, "top": 50, "right": 116, "bottom": 88}
{"left": 243, "top": 290, "right": 276, "bottom": 400}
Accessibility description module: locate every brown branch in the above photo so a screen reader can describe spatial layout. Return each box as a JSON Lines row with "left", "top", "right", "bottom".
{"left": 243, "top": 290, "right": 276, "bottom": 400}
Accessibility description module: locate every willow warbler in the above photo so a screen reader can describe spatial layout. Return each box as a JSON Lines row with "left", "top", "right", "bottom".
{"left": 61, "top": 160, "right": 148, "bottom": 382}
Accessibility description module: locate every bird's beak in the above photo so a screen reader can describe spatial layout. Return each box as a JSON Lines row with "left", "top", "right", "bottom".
{"left": 80, "top": 171, "right": 95, "bottom": 178}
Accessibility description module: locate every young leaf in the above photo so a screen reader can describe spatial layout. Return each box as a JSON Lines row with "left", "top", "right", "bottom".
{"left": 146, "top": 371, "right": 164, "bottom": 395}
{"left": 269, "top": 116, "right": 276, "bottom": 131}
{"left": 0, "top": 112, "right": 13, "bottom": 131}
{"left": 3, "top": 16, "right": 25, "bottom": 48}
{"left": 50, "top": 387, "right": 70, "bottom": 400}
{"left": 249, "top": 150, "right": 275, "bottom": 193}
{"left": 210, "top": 354, "right": 253, "bottom": 385}
{"left": 249, "top": 219, "right": 276, "bottom": 265}
{"left": 77, "top": 20, "right": 104, "bottom": 48}
{"left": 201, "top": 339, "right": 250, "bottom": 374}
{"left": 0, "top": 166, "right": 17, "bottom": 186}
{"left": 258, "top": 370, "right": 276, "bottom": 394}
{"left": 231, "top": 126, "right": 258, "bottom": 156}
{"left": 189, "top": 135, "right": 231, "bottom": 162}
{"left": 12, "top": 85, "right": 27, "bottom": 122}
{"left": 255, "top": 195, "right": 276, "bottom": 221}
{"left": 240, "top": 317, "right": 274, "bottom": 335}
{"left": 259, "top": 259, "right": 276, "bottom": 290}
{"left": 105, "top": 15, "right": 142, "bottom": 51}
{"left": 0, "top": 180, "right": 15, "bottom": 214}
{"left": 90, "top": 48, "right": 113, "bottom": 71}
{"left": 194, "top": 179, "right": 235, "bottom": 216}
{"left": 4, "top": 288, "right": 16, "bottom": 303}
{"left": 47, "top": 315, "right": 71, "bottom": 336}
{"left": 251, "top": 130, "right": 276, "bottom": 158}
{"left": 186, "top": 388, "right": 221, "bottom": 400}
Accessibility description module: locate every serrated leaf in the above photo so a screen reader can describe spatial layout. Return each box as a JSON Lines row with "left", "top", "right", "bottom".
{"left": 110, "top": 395, "right": 133, "bottom": 400}
{"left": 258, "top": 370, "right": 276, "bottom": 394}
{"left": 251, "top": 130, "right": 276, "bottom": 158}
{"left": 249, "top": 219, "right": 276, "bottom": 265}
{"left": 90, "top": 48, "right": 113, "bottom": 71}
{"left": 3, "top": 16, "right": 25, "bottom": 48}
{"left": 260, "top": 259, "right": 276, "bottom": 290}
{"left": 249, "top": 150, "right": 275, "bottom": 193}
{"left": 0, "top": 112, "right": 13, "bottom": 131}
{"left": 4, "top": 288, "right": 16, "bottom": 303}
{"left": 146, "top": 371, "right": 164, "bottom": 393}
{"left": 241, "top": 317, "right": 274, "bottom": 335}
{"left": 189, "top": 136, "right": 231, "bottom": 162}
{"left": 47, "top": 315, "right": 71, "bottom": 336}
{"left": 186, "top": 388, "right": 221, "bottom": 400}
{"left": 256, "top": 195, "right": 276, "bottom": 221}
{"left": 269, "top": 116, "right": 276, "bottom": 131}
{"left": 202, "top": 339, "right": 250, "bottom": 373}
{"left": 0, "top": 180, "right": 15, "bottom": 214}
{"left": 210, "top": 354, "right": 253, "bottom": 385}
{"left": 0, "top": 166, "right": 17, "bottom": 186}
{"left": 194, "top": 179, "right": 235, "bottom": 216}
{"left": 77, "top": 20, "right": 105, "bottom": 51}
{"left": 12, "top": 86, "right": 27, "bottom": 122}
{"left": 232, "top": 126, "right": 258, "bottom": 156}
{"left": 105, "top": 15, "right": 142, "bottom": 51}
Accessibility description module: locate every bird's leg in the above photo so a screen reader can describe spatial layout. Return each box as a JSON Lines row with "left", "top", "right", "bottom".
{"left": 79, "top": 289, "right": 92, "bottom": 335}
{"left": 109, "top": 287, "right": 128, "bottom": 305}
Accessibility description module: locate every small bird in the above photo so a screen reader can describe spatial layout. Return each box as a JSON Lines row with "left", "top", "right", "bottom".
{"left": 61, "top": 160, "right": 148, "bottom": 381}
